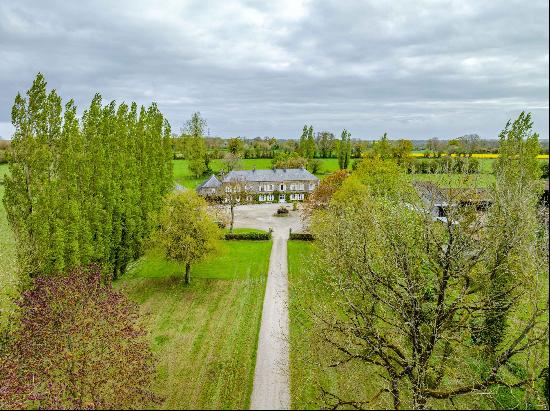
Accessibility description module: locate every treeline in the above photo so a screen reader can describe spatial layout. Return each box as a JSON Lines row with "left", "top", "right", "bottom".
{"left": 3, "top": 73, "right": 173, "bottom": 279}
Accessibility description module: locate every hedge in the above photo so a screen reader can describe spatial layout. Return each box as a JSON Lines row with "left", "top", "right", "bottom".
{"left": 289, "top": 233, "right": 315, "bottom": 241}
{"left": 224, "top": 232, "right": 272, "bottom": 240}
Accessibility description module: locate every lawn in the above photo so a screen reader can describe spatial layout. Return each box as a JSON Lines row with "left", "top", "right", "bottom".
{"left": 287, "top": 241, "right": 384, "bottom": 409}
{"left": 0, "top": 183, "right": 18, "bottom": 330}
{"left": 114, "top": 240, "right": 272, "bottom": 409}
{"left": 173, "top": 158, "right": 342, "bottom": 189}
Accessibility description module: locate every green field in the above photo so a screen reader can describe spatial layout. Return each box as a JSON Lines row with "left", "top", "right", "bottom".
{"left": 114, "top": 240, "right": 272, "bottom": 409}
{"left": 174, "top": 158, "right": 341, "bottom": 189}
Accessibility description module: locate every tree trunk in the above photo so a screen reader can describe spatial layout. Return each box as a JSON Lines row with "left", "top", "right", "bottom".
{"left": 184, "top": 263, "right": 191, "bottom": 285}
{"left": 230, "top": 204, "right": 234, "bottom": 233}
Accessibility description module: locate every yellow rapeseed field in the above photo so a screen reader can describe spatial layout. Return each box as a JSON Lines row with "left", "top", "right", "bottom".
{"left": 409, "top": 152, "right": 549, "bottom": 159}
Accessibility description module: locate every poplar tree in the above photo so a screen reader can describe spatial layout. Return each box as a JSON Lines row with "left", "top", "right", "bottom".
{"left": 4, "top": 74, "right": 174, "bottom": 280}
{"left": 306, "top": 125, "right": 315, "bottom": 158}
{"left": 338, "top": 129, "right": 351, "bottom": 169}
{"left": 298, "top": 125, "right": 308, "bottom": 157}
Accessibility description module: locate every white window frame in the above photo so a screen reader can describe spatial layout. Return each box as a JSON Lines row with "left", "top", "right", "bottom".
{"left": 259, "top": 195, "right": 265, "bottom": 202}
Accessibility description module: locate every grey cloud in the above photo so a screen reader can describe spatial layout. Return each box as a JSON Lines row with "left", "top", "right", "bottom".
{"left": 0, "top": 0, "right": 548, "bottom": 140}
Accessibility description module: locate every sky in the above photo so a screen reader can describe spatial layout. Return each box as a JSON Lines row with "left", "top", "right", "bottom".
{"left": 0, "top": 0, "right": 548, "bottom": 140}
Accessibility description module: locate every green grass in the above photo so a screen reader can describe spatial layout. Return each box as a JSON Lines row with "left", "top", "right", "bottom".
{"left": 287, "top": 241, "right": 383, "bottom": 409}
{"left": 0, "top": 183, "right": 18, "bottom": 329}
{"left": 173, "top": 158, "right": 342, "bottom": 189}
{"left": 115, "top": 240, "right": 272, "bottom": 409}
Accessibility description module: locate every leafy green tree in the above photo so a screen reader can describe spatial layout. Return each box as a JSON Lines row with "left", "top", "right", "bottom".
{"left": 152, "top": 191, "right": 220, "bottom": 285}
{"left": 316, "top": 131, "right": 335, "bottom": 158}
{"left": 480, "top": 112, "right": 543, "bottom": 354}
{"left": 305, "top": 125, "right": 316, "bottom": 158}
{"left": 4, "top": 74, "right": 173, "bottom": 280}
{"left": 392, "top": 138, "right": 413, "bottom": 163}
{"left": 227, "top": 137, "right": 244, "bottom": 154}
{"left": 185, "top": 112, "right": 209, "bottom": 177}
{"left": 272, "top": 151, "right": 308, "bottom": 169}
{"left": 337, "top": 129, "right": 351, "bottom": 169}
{"left": 298, "top": 125, "right": 308, "bottom": 157}
{"left": 372, "top": 132, "right": 393, "bottom": 160}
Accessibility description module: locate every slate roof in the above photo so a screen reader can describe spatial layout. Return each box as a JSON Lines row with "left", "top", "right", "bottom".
{"left": 197, "top": 174, "right": 221, "bottom": 189}
{"left": 222, "top": 168, "right": 319, "bottom": 182}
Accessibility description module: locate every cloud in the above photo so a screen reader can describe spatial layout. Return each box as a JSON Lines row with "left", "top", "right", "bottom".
{"left": 0, "top": 0, "right": 548, "bottom": 139}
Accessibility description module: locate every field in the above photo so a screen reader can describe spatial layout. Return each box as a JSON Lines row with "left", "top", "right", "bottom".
{"left": 114, "top": 240, "right": 272, "bottom": 409}
{"left": 173, "top": 158, "right": 341, "bottom": 189}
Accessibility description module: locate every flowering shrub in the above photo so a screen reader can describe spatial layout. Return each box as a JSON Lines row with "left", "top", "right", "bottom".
{"left": 0, "top": 265, "right": 160, "bottom": 410}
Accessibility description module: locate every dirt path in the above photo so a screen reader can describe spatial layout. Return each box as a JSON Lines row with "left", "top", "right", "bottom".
{"left": 250, "top": 235, "right": 290, "bottom": 410}
{"left": 228, "top": 204, "right": 302, "bottom": 410}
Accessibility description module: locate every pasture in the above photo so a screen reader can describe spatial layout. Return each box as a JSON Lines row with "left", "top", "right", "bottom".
{"left": 114, "top": 240, "right": 272, "bottom": 409}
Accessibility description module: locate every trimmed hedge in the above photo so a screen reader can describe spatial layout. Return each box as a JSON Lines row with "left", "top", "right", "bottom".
{"left": 289, "top": 233, "right": 315, "bottom": 241}
{"left": 224, "top": 232, "right": 272, "bottom": 240}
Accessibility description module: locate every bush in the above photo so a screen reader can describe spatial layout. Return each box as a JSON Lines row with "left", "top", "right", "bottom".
{"left": 277, "top": 206, "right": 289, "bottom": 215}
{"left": 0, "top": 265, "right": 160, "bottom": 409}
{"left": 541, "top": 162, "right": 549, "bottom": 179}
{"left": 289, "top": 232, "right": 315, "bottom": 241}
{"left": 225, "top": 232, "right": 271, "bottom": 240}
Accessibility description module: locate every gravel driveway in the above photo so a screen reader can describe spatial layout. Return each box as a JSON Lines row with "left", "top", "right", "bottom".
{"left": 234, "top": 204, "right": 303, "bottom": 410}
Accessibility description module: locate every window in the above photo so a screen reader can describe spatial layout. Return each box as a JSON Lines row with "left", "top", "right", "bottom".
{"left": 267, "top": 194, "right": 274, "bottom": 201}
{"left": 259, "top": 195, "right": 265, "bottom": 202}
{"left": 309, "top": 183, "right": 315, "bottom": 191}
{"left": 225, "top": 186, "right": 231, "bottom": 193}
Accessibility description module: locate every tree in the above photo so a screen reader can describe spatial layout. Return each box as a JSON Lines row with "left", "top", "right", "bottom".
{"left": 185, "top": 112, "right": 209, "bottom": 177}
{"left": 222, "top": 152, "right": 243, "bottom": 172}
{"left": 337, "top": 129, "right": 351, "bottom": 169}
{"left": 372, "top": 132, "right": 393, "bottom": 160}
{"left": 227, "top": 137, "right": 244, "bottom": 155}
{"left": 392, "top": 139, "right": 413, "bottom": 163}
{"left": 272, "top": 151, "right": 308, "bottom": 169}
{"left": 4, "top": 74, "right": 173, "bottom": 280}
{"left": 152, "top": 191, "right": 220, "bottom": 284}
{"left": 305, "top": 125, "right": 316, "bottom": 158}
{"left": 300, "top": 117, "right": 548, "bottom": 409}
{"left": 480, "top": 112, "right": 543, "bottom": 355}
{"left": 0, "top": 265, "right": 160, "bottom": 409}
{"left": 316, "top": 131, "right": 335, "bottom": 158}
{"left": 301, "top": 169, "right": 349, "bottom": 219}
{"left": 222, "top": 176, "right": 250, "bottom": 233}
{"left": 298, "top": 125, "right": 308, "bottom": 157}
{"left": 426, "top": 137, "right": 445, "bottom": 157}
{"left": 307, "top": 158, "right": 322, "bottom": 174}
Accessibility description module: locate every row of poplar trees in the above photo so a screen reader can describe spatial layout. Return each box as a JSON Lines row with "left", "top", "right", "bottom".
{"left": 3, "top": 74, "right": 173, "bottom": 280}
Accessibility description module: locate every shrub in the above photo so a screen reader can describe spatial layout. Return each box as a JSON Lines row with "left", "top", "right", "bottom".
{"left": 541, "top": 162, "right": 549, "bottom": 179}
{"left": 289, "top": 232, "right": 315, "bottom": 241}
{"left": 224, "top": 232, "right": 271, "bottom": 240}
{"left": 0, "top": 265, "right": 160, "bottom": 410}
{"left": 277, "top": 206, "right": 289, "bottom": 215}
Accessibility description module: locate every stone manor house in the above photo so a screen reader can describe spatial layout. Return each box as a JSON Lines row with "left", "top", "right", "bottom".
{"left": 197, "top": 168, "right": 319, "bottom": 203}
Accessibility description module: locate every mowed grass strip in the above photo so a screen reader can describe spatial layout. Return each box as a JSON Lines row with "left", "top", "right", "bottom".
{"left": 0, "top": 182, "right": 18, "bottom": 330}
{"left": 115, "top": 240, "right": 272, "bottom": 409}
{"left": 288, "top": 241, "right": 391, "bottom": 410}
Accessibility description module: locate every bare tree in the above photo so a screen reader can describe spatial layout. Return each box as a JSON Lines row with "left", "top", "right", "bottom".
{"left": 223, "top": 176, "right": 249, "bottom": 232}
{"left": 298, "top": 115, "right": 548, "bottom": 409}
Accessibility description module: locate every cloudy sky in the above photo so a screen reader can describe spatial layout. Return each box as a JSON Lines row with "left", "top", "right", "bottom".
{"left": 0, "top": 0, "right": 548, "bottom": 140}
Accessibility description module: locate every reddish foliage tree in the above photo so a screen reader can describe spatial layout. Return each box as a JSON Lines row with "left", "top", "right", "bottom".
{"left": 302, "top": 169, "right": 350, "bottom": 218}
{"left": 0, "top": 265, "right": 160, "bottom": 410}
